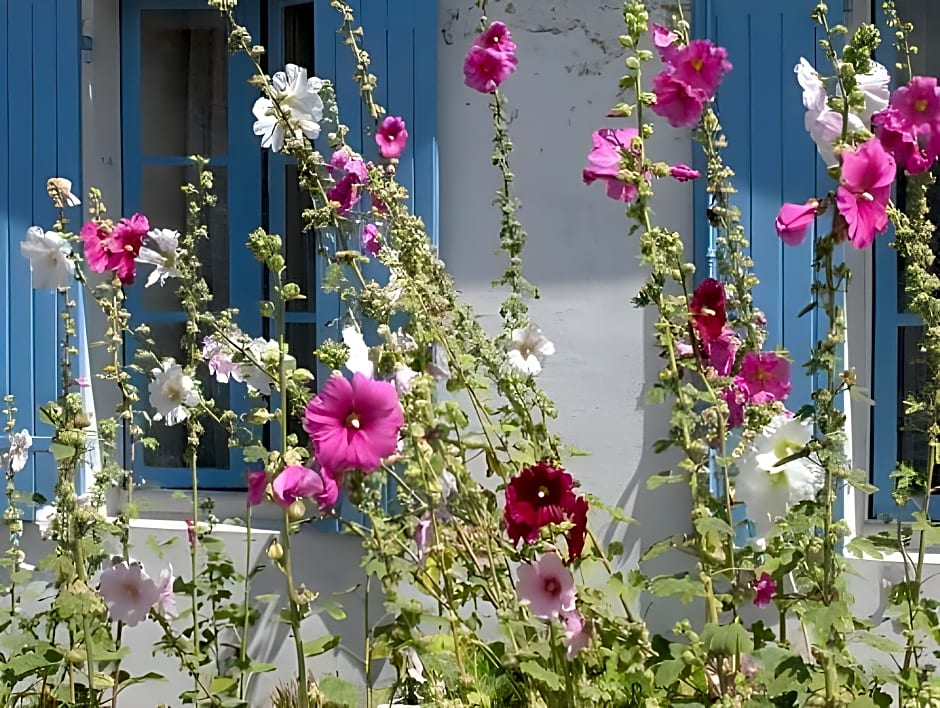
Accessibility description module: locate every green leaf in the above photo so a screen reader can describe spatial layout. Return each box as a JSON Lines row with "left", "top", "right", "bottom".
{"left": 701, "top": 622, "right": 753, "bottom": 656}
{"left": 303, "top": 634, "right": 340, "bottom": 657}
{"left": 654, "top": 658, "right": 685, "bottom": 687}
{"left": 648, "top": 576, "right": 704, "bottom": 603}
{"left": 694, "top": 516, "right": 734, "bottom": 539}
{"left": 318, "top": 676, "right": 359, "bottom": 707}
{"left": 518, "top": 659, "right": 564, "bottom": 691}
{"left": 647, "top": 471, "right": 687, "bottom": 490}
{"left": 845, "top": 536, "right": 884, "bottom": 560}
{"left": 641, "top": 535, "right": 684, "bottom": 562}
{"left": 209, "top": 676, "right": 238, "bottom": 694}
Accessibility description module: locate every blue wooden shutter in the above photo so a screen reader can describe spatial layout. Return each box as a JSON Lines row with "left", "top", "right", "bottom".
{"left": 313, "top": 1, "right": 439, "bottom": 525}
{"left": 696, "top": 0, "right": 839, "bottom": 412}
{"left": 1, "top": 0, "right": 82, "bottom": 516}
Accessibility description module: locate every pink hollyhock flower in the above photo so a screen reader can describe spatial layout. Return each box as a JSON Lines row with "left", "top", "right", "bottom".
{"left": 414, "top": 513, "right": 434, "bottom": 564}
{"left": 891, "top": 75, "right": 940, "bottom": 130}
{"left": 155, "top": 565, "right": 178, "bottom": 618}
{"left": 375, "top": 116, "right": 408, "bottom": 159}
{"left": 98, "top": 561, "right": 160, "bottom": 627}
{"left": 565, "top": 494, "right": 589, "bottom": 561}
{"left": 474, "top": 21, "right": 517, "bottom": 56}
{"left": 775, "top": 200, "right": 818, "bottom": 246}
{"left": 303, "top": 372, "right": 405, "bottom": 474}
{"left": 690, "top": 278, "right": 727, "bottom": 344}
{"left": 705, "top": 326, "right": 740, "bottom": 377}
{"left": 76, "top": 376, "right": 90, "bottom": 388}
{"left": 582, "top": 127, "right": 640, "bottom": 202}
{"left": 247, "top": 470, "right": 267, "bottom": 507}
{"left": 752, "top": 572, "right": 777, "bottom": 608}
{"left": 80, "top": 214, "right": 149, "bottom": 284}
{"left": 517, "top": 552, "right": 577, "bottom": 619}
{"left": 722, "top": 382, "right": 748, "bottom": 428}
{"left": 562, "top": 610, "right": 591, "bottom": 660}
{"left": 872, "top": 106, "right": 934, "bottom": 174}
{"left": 185, "top": 519, "right": 195, "bottom": 547}
{"left": 464, "top": 45, "right": 517, "bottom": 93}
{"left": 330, "top": 148, "right": 369, "bottom": 182}
{"left": 272, "top": 464, "right": 339, "bottom": 513}
{"left": 504, "top": 461, "right": 576, "bottom": 545}
{"left": 651, "top": 72, "right": 707, "bottom": 128}
{"left": 737, "top": 351, "right": 791, "bottom": 403}
{"left": 669, "top": 163, "right": 700, "bottom": 182}
{"left": 835, "top": 138, "right": 895, "bottom": 249}
{"left": 361, "top": 223, "right": 381, "bottom": 256}
{"left": 327, "top": 174, "right": 363, "bottom": 215}
{"left": 650, "top": 22, "right": 678, "bottom": 61}
{"left": 669, "top": 39, "right": 732, "bottom": 100}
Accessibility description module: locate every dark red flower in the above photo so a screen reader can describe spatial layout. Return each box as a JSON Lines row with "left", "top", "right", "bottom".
{"left": 504, "top": 461, "right": 589, "bottom": 560}
{"left": 690, "top": 278, "right": 727, "bottom": 344}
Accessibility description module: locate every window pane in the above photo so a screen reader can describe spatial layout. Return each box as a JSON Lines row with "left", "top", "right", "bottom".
{"left": 286, "top": 322, "right": 316, "bottom": 446}
{"left": 285, "top": 164, "right": 317, "bottom": 313}
{"left": 140, "top": 10, "right": 228, "bottom": 157}
{"left": 141, "top": 323, "right": 230, "bottom": 472}
{"left": 140, "top": 165, "right": 230, "bottom": 309}
{"left": 283, "top": 3, "right": 314, "bottom": 67}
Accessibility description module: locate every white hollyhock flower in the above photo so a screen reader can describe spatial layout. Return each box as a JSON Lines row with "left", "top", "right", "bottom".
{"left": 854, "top": 59, "right": 890, "bottom": 122}
{"left": 252, "top": 64, "right": 324, "bottom": 152}
{"left": 734, "top": 414, "right": 824, "bottom": 548}
{"left": 508, "top": 323, "right": 555, "bottom": 376}
{"left": 20, "top": 227, "right": 74, "bottom": 289}
{"left": 3, "top": 429, "right": 32, "bottom": 473}
{"left": 342, "top": 325, "right": 374, "bottom": 378}
{"left": 137, "top": 228, "right": 182, "bottom": 287}
{"left": 237, "top": 337, "right": 281, "bottom": 392}
{"left": 795, "top": 58, "right": 827, "bottom": 112}
{"left": 46, "top": 177, "right": 81, "bottom": 208}
{"left": 149, "top": 359, "right": 199, "bottom": 426}
{"left": 35, "top": 504, "right": 56, "bottom": 540}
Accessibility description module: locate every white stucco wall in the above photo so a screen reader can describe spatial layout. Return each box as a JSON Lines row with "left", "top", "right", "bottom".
{"left": 11, "top": 1, "right": 937, "bottom": 705}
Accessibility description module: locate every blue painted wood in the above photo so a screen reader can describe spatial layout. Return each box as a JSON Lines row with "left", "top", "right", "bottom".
{"left": 1, "top": 0, "right": 82, "bottom": 516}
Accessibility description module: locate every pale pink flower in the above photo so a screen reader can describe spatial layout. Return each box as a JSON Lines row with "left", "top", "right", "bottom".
{"left": 835, "top": 138, "right": 895, "bottom": 249}
{"left": 414, "top": 513, "right": 434, "bottom": 564}
{"left": 98, "top": 561, "right": 160, "bottom": 627}
{"left": 650, "top": 23, "right": 678, "bottom": 61}
{"left": 775, "top": 201, "right": 818, "bottom": 246}
{"left": 155, "top": 566, "right": 178, "bottom": 618}
{"left": 464, "top": 45, "right": 517, "bottom": 93}
{"left": 516, "top": 552, "right": 576, "bottom": 619}
{"left": 736, "top": 351, "right": 791, "bottom": 404}
{"left": 582, "top": 128, "right": 640, "bottom": 202}
{"left": 562, "top": 610, "right": 591, "bottom": 660}
{"left": 272, "top": 464, "right": 339, "bottom": 513}
{"left": 303, "top": 373, "right": 405, "bottom": 474}
{"left": 75, "top": 376, "right": 90, "bottom": 388}
{"left": 651, "top": 72, "right": 706, "bottom": 128}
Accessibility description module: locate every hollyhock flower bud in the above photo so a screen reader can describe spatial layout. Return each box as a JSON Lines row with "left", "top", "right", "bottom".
{"left": 775, "top": 200, "right": 818, "bottom": 246}
{"left": 375, "top": 116, "right": 408, "bottom": 159}
{"left": 669, "top": 163, "right": 700, "bottom": 182}
{"left": 562, "top": 610, "right": 591, "bottom": 660}
{"left": 651, "top": 72, "right": 707, "bottom": 128}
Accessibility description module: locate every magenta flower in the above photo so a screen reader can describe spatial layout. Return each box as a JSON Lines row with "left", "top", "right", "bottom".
{"left": 891, "top": 75, "right": 940, "bottom": 130}
{"left": 327, "top": 174, "right": 363, "bottom": 215}
{"left": 775, "top": 201, "right": 818, "bottom": 246}
{"left": 721, "top": 381, "right": 748, "bottom": 428}
{"left": 562, "top": 610, "right": 591, "bottom": 660}
{"left": 690, "top": 278, "right": 727, "bottom": 344}
{"left": 375, "top": 116, "right": 408, "bottom": 159}
{"left": 705, "top": 326, "right": 740, "bottom": 377}
{"left": 330, "top": 148, "right": 369, "bottom": 182}
{"left": 651, "top": 72, "right": 706, "bottom": 128}
{"left": 669, "top": 39, "right": 732, "bottom": 100}
{"left": 475, "top": 21, "right": 517, "bottom": 56}
{"left": 752, "top": 572, "right": 777, "bottom": 608}
{"left": 516, "top": 552, "right": 577, "bottom": 619}
{"left": 650, "top": 22, "right": 678, "bottom": 61}
{"left": 872, "top": 107, "right": 933, "bottom": 174}
{"left": 464, "top": 45, "right": 517, "bottom": 93}
{"left": 736, "top": 351, "right": 791, "bottom": 403}
{"left": 582, "top": 128, "right": 640, "bottom": 202}
{"left": 247, "top": 470, "right": 267, "bottom": 507}
{"left": 303, "top": 372, "right": 405, "bottom": 474}
{"left": 272, "top": 464, "right": 339, "bottom": 513}
{"left": 669, "top": 163, "right": 700, "bottom": 182}
{"left": 80, "top": 213, "right": 149, "bottom": 284}
{"left": 835, "top": 138, "right": 895, "bottom": 249}
{"left": 98, "top": 561, "right": 160, "bottom": 627}
{"left": 361, "top": 223, "right": 381, "bottom": 256}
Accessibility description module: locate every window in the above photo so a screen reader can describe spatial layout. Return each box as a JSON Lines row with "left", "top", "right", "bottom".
{"left": 119, "top": 0, "right": 438, "bottom": 489}
{"left": 871, "top": 0, "right": 940, "bottom": 520}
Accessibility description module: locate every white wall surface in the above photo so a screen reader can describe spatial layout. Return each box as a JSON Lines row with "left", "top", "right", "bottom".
{"left": 13, "top": 0, "right": 933, "bottom": 704}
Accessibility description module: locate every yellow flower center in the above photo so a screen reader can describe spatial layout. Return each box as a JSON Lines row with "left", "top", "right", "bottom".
{"left": 915, "top": 98, "right": 928, "bottom": 112}
{"left": 346, "top": 412, "right": 362, "bottom": 430}
{"left": 772, "top": 436, "right": 802, "bottom": 465}
{"left": 691, "top": 58, "right": 704, "bottom": 72}
{"left": 162, "top": 379, "right": 184, "bottom": 404}
{"left": 537, "top": 485, "right": 550, "bottom": 499}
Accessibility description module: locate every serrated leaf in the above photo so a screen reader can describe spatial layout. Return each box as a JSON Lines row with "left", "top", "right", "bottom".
{"left": 694, "top": 516, "right": 734, "bottom": 539}
{"left": 518, "top": 659, "right": 564, "bottom": 691}
{"left": 701, "top": 622, "right": 753, "bottom": 656}
{"left": 303, "top": 634, "right": 340, "bottom": 657}
{"left": 845, "top": 536, "right": 884, "bottom": 560}
{"left": 318, "top": 676, "right": 359, "bottom": 707}
{"left": 648, "top": 576, "right": 704, "bottom": 603}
